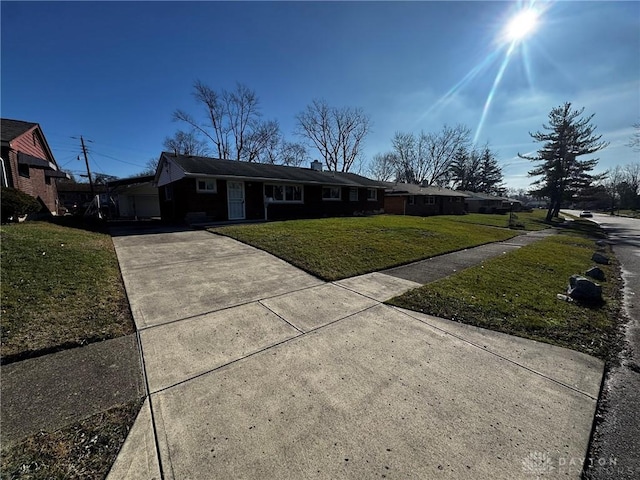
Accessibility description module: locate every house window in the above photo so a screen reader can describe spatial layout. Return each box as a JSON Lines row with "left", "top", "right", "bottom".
{"left": 165, "top": 185, "right": 173, "bottom": 201}
{"left": 426, "top": 196, "right": 435, "bottom": 205}
{"left": 367, "top": 188, "right": 377, "bottom": 201}
{"left": 349, "top": 188, "right": 358, "bottom": 202}
{"left": 45, "top": 175, "right": 51, "bottom": 185}
{"left": 322, "top": 186, "right": 341, "bottom": 201}
{"left": 18, "top": 163, "right": 30, "bottom": 178}
{"left": 264, "top": 183, "right": 303, "bottom": 203}
{"left": 408, "top": 195, "right": 415, "bottom": 206}
{"left": 196, "top": 178, "right": 217, "bottom": 193}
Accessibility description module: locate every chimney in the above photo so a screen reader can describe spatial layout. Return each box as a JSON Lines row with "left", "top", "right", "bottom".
{"left": 310, "top": 160, "right": 323, "bottom": 172}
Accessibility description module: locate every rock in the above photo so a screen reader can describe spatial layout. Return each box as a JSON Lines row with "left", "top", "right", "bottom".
{"left": 567, "top": 275, "right": 602, "bottom": 303}
{"left": 595, "top": 239, "right": 608, "bottom": 247}
{"left": 585, "top": 266, "right": 606, "bottom": 281}
{"left": 591, "top": 252, "right": 610, "bottom": 265}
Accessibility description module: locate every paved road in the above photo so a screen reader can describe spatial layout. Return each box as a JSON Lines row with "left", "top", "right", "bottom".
{"left": 564, "top": 210, "right": 640, "bottom": 479}
{"left": 107, "top": 226, "right": 605, "bottom": 479}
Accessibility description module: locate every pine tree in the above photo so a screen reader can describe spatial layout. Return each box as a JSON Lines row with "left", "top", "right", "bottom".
{"left": 477, "top": 146, "right": 504, "bottom": 195}
{"left": 519, "top": 102, "right": 608, "bottom": 221}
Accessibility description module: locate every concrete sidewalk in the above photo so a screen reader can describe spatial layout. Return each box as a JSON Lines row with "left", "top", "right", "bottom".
{"left": 108, "top": 227, "right": 603, "bottom": 479}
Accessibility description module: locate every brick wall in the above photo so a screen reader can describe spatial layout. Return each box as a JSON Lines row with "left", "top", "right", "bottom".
{"left": 2, "top": 127, "right": 60, "bottom": 214}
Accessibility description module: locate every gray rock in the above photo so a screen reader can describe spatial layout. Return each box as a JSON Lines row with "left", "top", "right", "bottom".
{"left": 585, "top": 266, "right": 606, "bottom": 281}
{"left": 595, "top": 239, "right": 608, "bottom": 247}
{"left": 591, "top": 252, "right": 610, "bottom": 265}
{"left": 567, "top": 275, "right": 602, "bottom": 303}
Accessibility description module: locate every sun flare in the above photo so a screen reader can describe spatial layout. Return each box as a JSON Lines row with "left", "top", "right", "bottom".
{"left": 505, "top": 9, "right": 539, "bottom": 42}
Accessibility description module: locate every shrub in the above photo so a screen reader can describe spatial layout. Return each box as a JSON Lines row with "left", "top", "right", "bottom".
{"left": 1, "top": 187, "right": 42, "bottom": 222}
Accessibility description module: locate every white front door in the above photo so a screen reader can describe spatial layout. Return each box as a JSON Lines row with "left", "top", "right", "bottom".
{"left": 227, "top": 181, "right": 245, "bottom": 220}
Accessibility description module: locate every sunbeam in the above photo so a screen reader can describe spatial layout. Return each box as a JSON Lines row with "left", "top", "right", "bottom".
{"left": 473, "top": 41, "right": 517, "bottom": 145}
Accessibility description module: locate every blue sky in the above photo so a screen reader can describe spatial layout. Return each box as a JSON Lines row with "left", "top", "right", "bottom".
{"left": 2, "top": 1, "right": 639, "bottom": 189}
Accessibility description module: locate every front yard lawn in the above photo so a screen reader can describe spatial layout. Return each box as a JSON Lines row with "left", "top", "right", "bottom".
{"left": 0, "top": 222, "right": 135, "bottom": 362}
{"left": 442, "top": 209, "right": 551, "bottom": 231}
{"left": 213, "top": 215, "right": 518, "bottom": 281}
{"left": 388, "top": 233, "right": 621, "bottom": 360}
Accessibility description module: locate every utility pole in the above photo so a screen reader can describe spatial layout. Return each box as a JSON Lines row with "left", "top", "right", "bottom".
{"left": 80, "top": 135, "right": 95, "bottom": 197}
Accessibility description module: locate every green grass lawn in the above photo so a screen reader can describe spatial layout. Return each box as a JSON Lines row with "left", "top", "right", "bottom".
{"left": 0, "top": 222, "right": 134, "bottom": 361}
{"left": 212, "top": 215, "right": 519, "bottom": 281}
{"left": 443, "top": 209, "right": 553, "bottom": 231}
{"left": 388, "top": 233, "right": 621, "bottom": 359}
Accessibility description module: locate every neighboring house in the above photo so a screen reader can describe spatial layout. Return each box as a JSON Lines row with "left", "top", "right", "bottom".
{"left": 383, "top": 182, "right": 468, "bottom": 216}
{"left": 107, "top": 175, "right": 160, "bottom": 219}
{"left": 57, "top": 180, "right": 107, "bottom": 214}
{"left": 154, "top": 153, "right": 385, "bottom": 223}
{"left": 460, "top": 191, "right": 518, "bottom": 214}
{"left": 1, "top": 118, "right": 68, "bottom": 214}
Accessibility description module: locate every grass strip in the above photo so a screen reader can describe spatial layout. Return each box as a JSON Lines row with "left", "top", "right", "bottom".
{"left": 388, "top": 233, "right": 622, "bottom": 360}
{"left": 441, "top": 209, "right": 552, "bottom": 231}
{"left": 0, "top": 399, "right": 143, "bottom": 480}
{"left": 213, "top": 215, "right": 518, "bottom": 281}
{"left": 1, "top": 222, "right": 134, "bottom": 361}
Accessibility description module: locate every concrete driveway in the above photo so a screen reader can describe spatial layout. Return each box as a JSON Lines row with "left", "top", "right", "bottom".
{"left": 108, "top": 227, "right": 603, "bottom": 479}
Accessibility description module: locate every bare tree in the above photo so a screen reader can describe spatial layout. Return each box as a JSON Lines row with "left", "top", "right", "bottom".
{"left": 279, "top": 141, "right": 309, "bottom": 167}
{"left": 602, "top": 165, "right": 625, "bottom": 213}
{"left": 368, "top": 152, "right": 397, "bottom": 182}
{"left": 173, "top": 81, "right": 279, "bottom": 162}
{"left": 163, "top": 129, "right": 210, "bottom": 156}
{"left": 627, "top": 122, "right": 640, "bottom": 152}
{"left": 140, "top": 158, "right": 159, "bottom": 176}
{"left": 389, "top": 125, "right": 471, "bottom": 185}
{"left": 244, "top": 120, "right": 281, "bottom": 163}
{"left": 296, "top": 99, "right": 371, "bottom": 172}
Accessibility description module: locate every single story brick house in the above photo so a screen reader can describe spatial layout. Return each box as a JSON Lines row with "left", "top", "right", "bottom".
{"left": 1, "top": 118, "right": 68, "bottom": 214}
{"left": 460, "top": 191, "right": 521, "bottom": 214}
{"left": 383, "top": 182, "right": 467, "bottom": 216}
{"left": 154, "top": 152, "right": 386, "bottom": 223}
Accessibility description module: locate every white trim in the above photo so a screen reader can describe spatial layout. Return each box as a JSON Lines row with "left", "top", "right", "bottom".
{"left": 322, "top": 186, "right": 342, "bottom": 201}
{"left": 196, "top": 178, "right": 217, "bottom": 193}
{"left": 264, "top": 183, "right": 304, "bottom": 204}
{"left": 227, "top": 181, "right": 245, "bottom": 220}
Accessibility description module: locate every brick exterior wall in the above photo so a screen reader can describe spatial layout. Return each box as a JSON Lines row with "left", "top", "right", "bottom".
{"left": 384, "top": 194, "right": 465, "bottom": 216}
{"left": 2, "top": 127, "right": 60, "bottom": 214}
{"left": 160, "top": 178, "right": 385, "bottom": 223}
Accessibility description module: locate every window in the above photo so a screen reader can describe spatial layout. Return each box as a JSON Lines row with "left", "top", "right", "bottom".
{"left": 165, "top": 185, "right": 173, "bottom": 201}
{"left": 426, "top": 196, "right": 435, "bottom": 205}
{"left": 18, "top": 163, "right": 30, "bottom": 178}
{"left": 322, "top": 186, "right": 341, "bottom": 200}
{"left": 196, "top": 178, "right": 217, "bottom": 193}
{"left": 367, "top": 188, "right": 377, "bottom": 201}
{"left": 349, "top": 188, "right": 358, "bottom": 202}
{"left": 45, "top": 175, "right": 51, "bottom": 185}
{"left": 264, "top": 183, "right": 303, "bottom": 203}
{"left": 408, "top": 195, "right": 415, "bottom": 206}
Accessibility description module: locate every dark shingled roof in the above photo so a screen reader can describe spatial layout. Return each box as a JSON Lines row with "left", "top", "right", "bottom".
{"left": 1, "top": 118, "right": 38, "bottom": 143}
{"left": 163, "top": 153, "right": 385, "bottom": 188}
{"left": 383, "top": 182, "right": 468, "bottom": 197}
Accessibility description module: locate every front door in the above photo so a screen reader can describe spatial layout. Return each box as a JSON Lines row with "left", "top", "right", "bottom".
{"left": 227, "top": 181, "right": 245, "bottom": 220}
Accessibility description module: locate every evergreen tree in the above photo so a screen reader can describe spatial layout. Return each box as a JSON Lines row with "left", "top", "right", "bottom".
{"left": 519, "top": 102, "right": 608, "bottom": 221}
{"left": 477, "top": 146, "right": 504, "bottom": 195}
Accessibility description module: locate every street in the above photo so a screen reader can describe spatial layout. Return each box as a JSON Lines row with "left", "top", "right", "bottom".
{"left": 564, "top": 210, "right": 640, "bottom": 479}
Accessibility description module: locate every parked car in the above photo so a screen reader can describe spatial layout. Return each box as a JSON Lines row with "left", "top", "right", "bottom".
{"left": 580, "top": 211, "right": 593, "bottom": 218}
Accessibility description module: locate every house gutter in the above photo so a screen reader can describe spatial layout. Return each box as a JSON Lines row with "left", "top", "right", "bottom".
{"left": 182, "top": 172, "right": 369, "bottom": 188}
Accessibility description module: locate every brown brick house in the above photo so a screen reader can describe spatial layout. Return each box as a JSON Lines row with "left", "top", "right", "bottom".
{"left": 383, "top": 182, "right": 467, "bottom": 216}
{"left": 155, "top": 152, "right": 386, "bottom": 223}
{"left": 1, "top": 118, "right": 68, "bottom": 214}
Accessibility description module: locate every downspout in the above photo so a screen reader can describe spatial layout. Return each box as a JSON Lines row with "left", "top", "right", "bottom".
{"left": 0, "top": 156, "right": 8, "bottom": 187}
